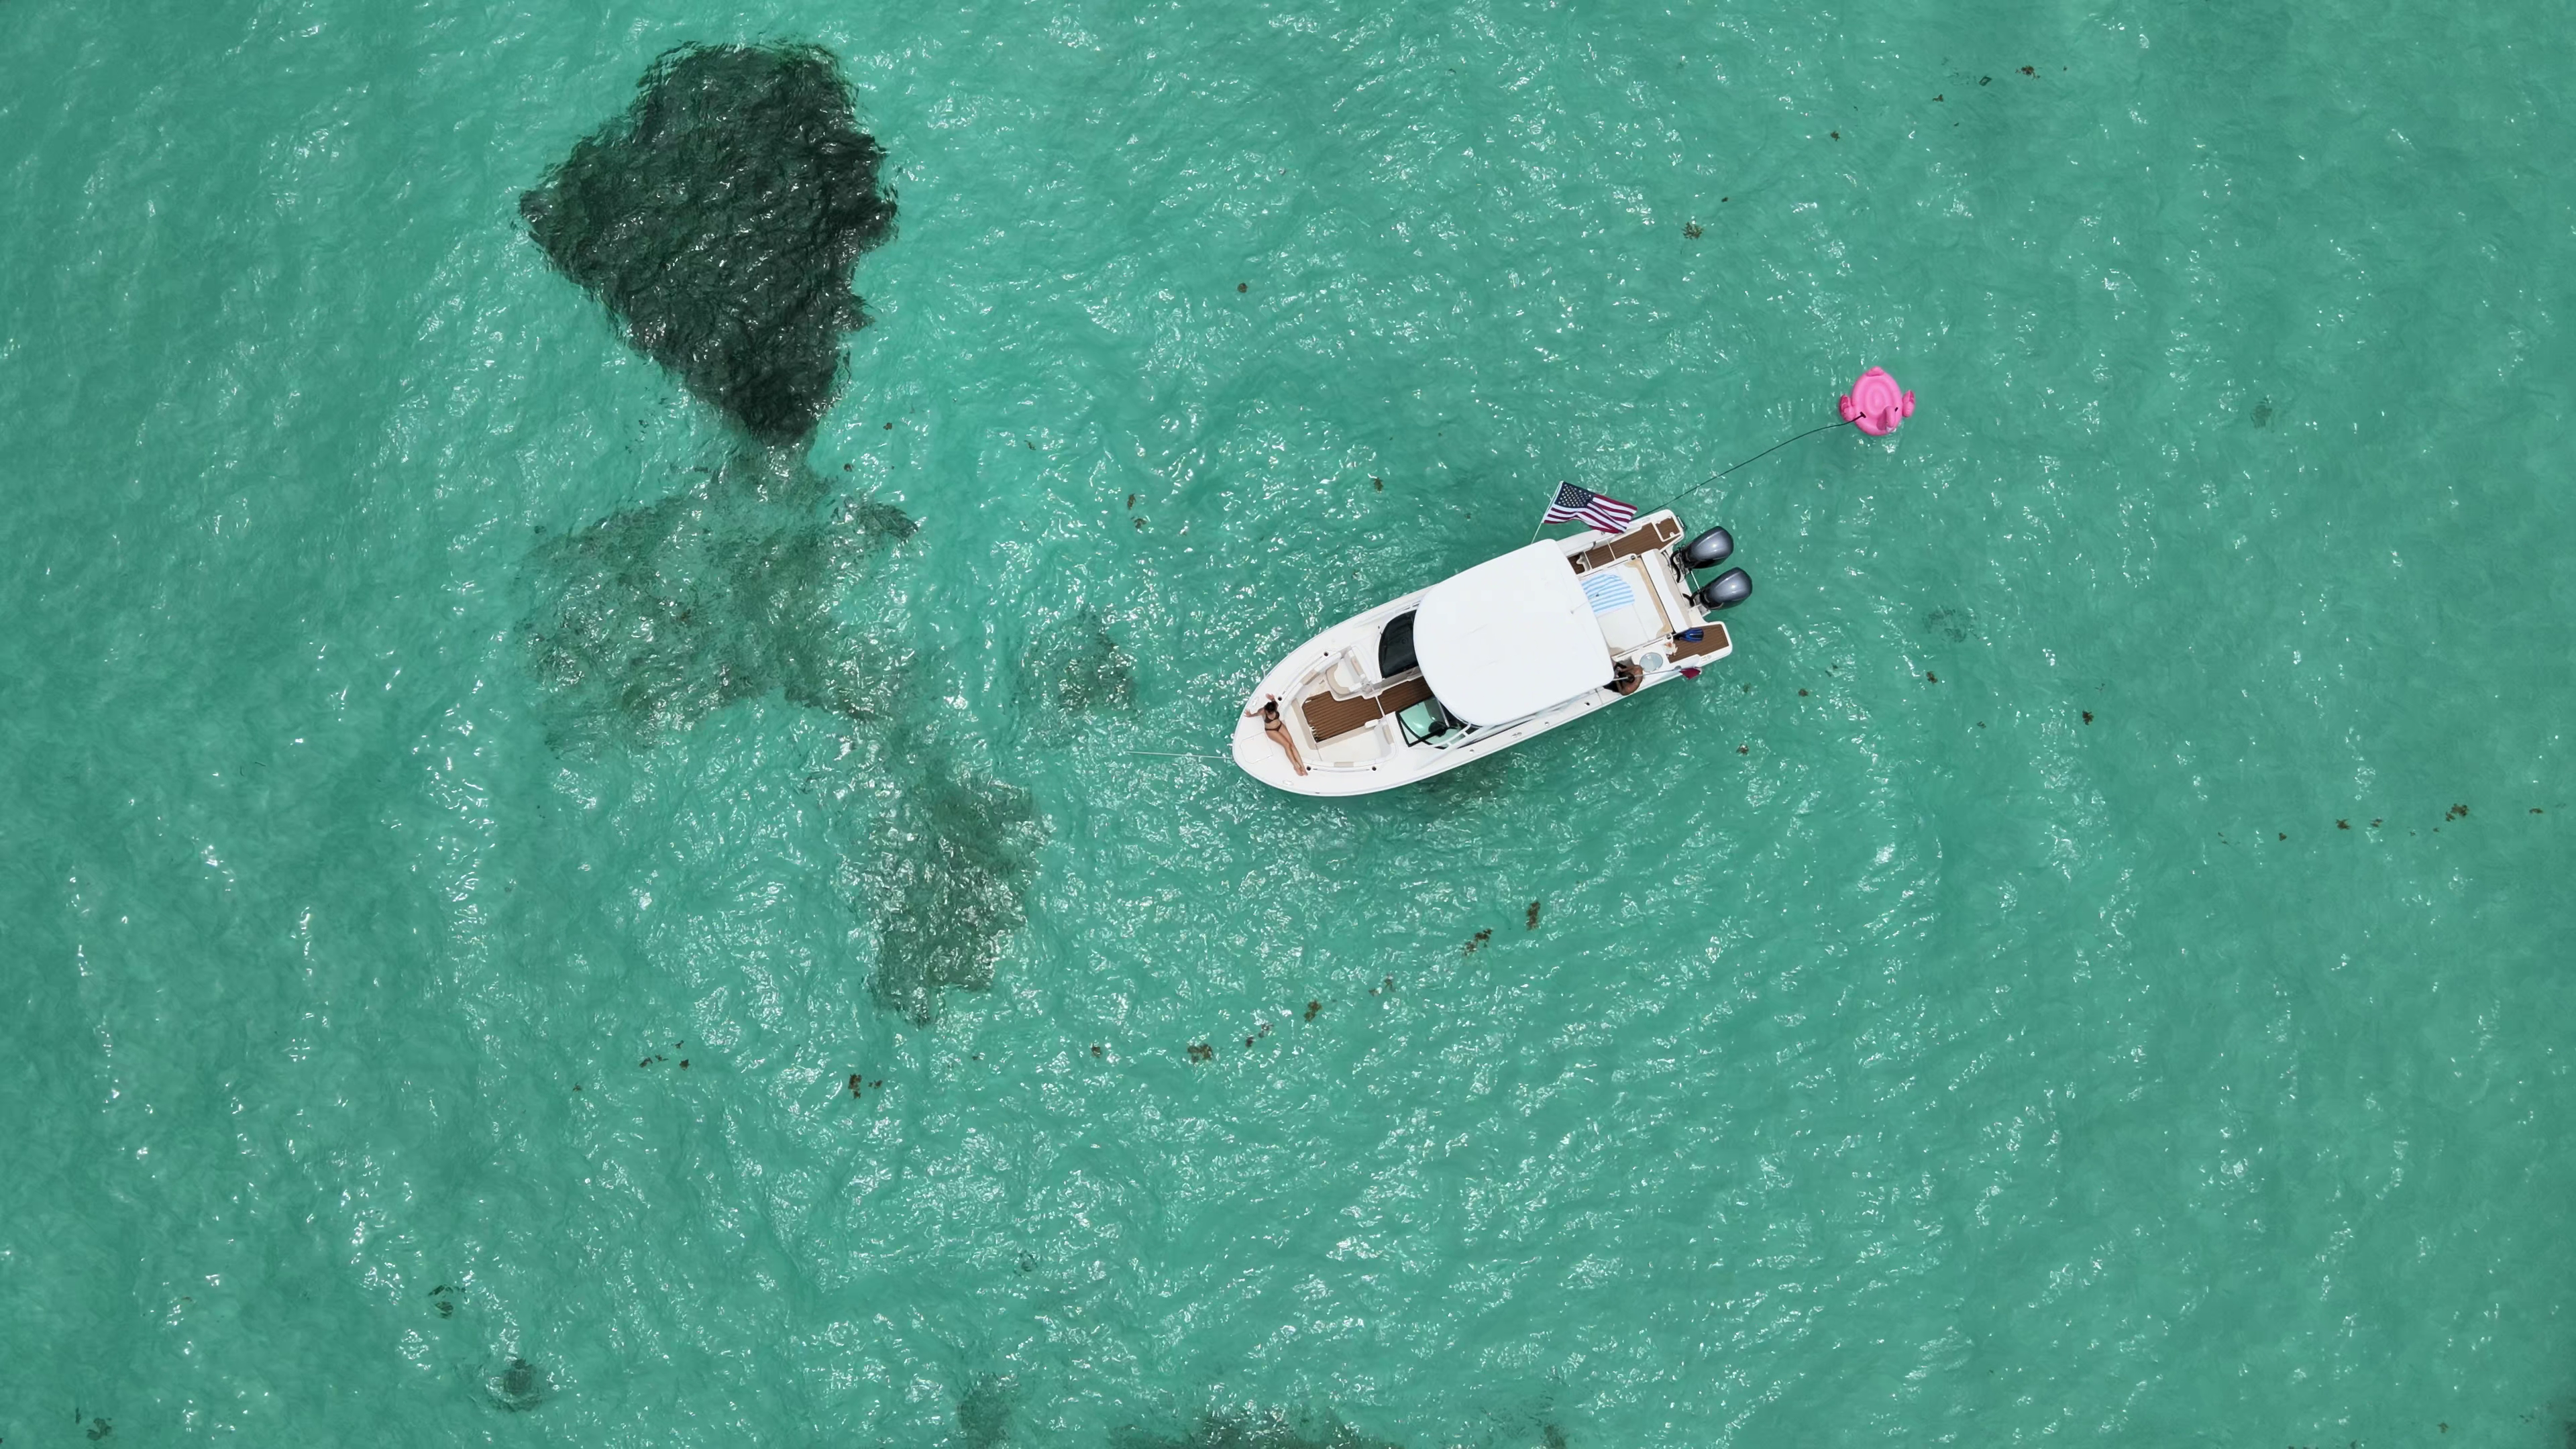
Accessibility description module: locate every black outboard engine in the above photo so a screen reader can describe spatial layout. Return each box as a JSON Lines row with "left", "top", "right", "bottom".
{"left": 1695, "top": 568, "right": 1752, "bottom": 610}
{"left": 1677, "top": 525, "right": 1734, "bottom": 570}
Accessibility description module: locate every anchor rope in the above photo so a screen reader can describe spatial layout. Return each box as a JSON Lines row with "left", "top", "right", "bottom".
{"left": 1650, "top": 417, "right": 1856, "bottom": 515}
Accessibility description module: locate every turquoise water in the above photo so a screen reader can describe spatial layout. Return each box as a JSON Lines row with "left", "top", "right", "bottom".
{"left": 5, "top": 0, "right": 2574, "bottom": 1442}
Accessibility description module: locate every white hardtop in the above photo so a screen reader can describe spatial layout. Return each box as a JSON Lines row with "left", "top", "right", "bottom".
{"left": 1413, "top": 540, "right": 1613, "bottom": 727}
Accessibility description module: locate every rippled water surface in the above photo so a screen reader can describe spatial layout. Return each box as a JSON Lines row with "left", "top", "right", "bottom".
{"left": 5, "top": 1, "right": 2574, "bottom": 1444}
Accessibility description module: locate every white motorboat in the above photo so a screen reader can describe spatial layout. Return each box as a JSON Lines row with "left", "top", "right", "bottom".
{"left": 1231, "top": 509, "right": 1750, "bottom": 796}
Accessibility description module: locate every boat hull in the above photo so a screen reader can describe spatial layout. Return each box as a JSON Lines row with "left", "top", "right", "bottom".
{"left": 1232, "top": 511, "right": 1733, "bottom": 796}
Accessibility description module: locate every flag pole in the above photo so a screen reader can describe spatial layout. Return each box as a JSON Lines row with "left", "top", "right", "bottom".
{"left": 1527, "top": 481, "right": 1563, "bottom": 545}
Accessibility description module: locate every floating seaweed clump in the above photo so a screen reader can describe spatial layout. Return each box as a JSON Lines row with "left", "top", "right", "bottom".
{"left": 518, "top": 452, "right": 912, "bottom": 750}
{"left": 1112, "top": 1407, "right": 1402, "bottom": 1449}
{"left": 857, "top": 761, "right": 1041, "bottom": 1024}
{"left": 521, "top": 43, "right": 896, "bottom": 444}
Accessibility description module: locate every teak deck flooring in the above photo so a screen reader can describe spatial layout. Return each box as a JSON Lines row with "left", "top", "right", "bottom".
{"left": 1568, "top": 516, "right": 1681, "bottom": 575}
{"left": 1668, "top": 620, "right": 1731, "bottom": 662}
{"left": 1301, "top": 674, "right": 1435, "bottom": 742}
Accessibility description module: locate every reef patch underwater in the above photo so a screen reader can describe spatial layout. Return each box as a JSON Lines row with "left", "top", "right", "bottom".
{"left": 1028, "top": 605, "right": 1136, "bottom": 716}
{"left": 847, "top": 760, "right": 1041, "bottom": 1026}
{"left": 517, "top": 449, "right": 912, "bottom": 753}
{"left": 1110, "top": 1405, "right": 1406, "bottom": 1449}
{"left": 516, "top": 42, "right": 1036, "bottom": 1024}
{"left": 521, "top": 42, "right": 897, "bottom": 446}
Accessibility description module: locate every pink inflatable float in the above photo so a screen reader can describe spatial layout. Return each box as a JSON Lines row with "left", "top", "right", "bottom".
{"left": 1839, "top": 366, "right": 1915, "bottom": 436}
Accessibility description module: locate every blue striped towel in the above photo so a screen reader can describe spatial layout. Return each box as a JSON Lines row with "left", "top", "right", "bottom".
{"left": 1580, "top": 571, "right": 1635, "bottom": 614}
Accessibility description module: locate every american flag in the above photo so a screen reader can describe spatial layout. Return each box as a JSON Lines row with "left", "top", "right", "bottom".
{"left": 1539, "top": 481, "right": 1638, "bottom": 534}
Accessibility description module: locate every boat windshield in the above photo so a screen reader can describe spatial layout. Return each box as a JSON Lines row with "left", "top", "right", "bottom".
{"left": 1395, "top": 696, "right": 1458, "bottom": 746}
{"left": 1431, "top": 722, "right": 1485, "bottom": 750}
{"left": 1398, "top": 697, "right": 1495, "bottom": 750}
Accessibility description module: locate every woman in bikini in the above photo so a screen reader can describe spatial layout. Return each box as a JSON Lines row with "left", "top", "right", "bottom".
{"left": 1247, "top": 697, "right": 1307, "bottom": 775}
